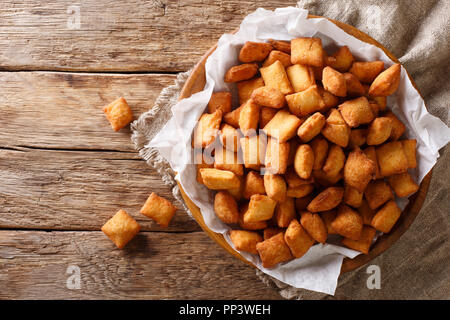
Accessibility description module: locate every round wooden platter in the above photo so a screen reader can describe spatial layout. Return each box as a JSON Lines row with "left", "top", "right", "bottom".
{"left": 177, "top": 15, "right": 433, "bottom": 273}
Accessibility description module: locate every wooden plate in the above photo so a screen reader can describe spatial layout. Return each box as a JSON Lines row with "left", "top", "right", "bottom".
{"left": 177, "top": 15, "right": 432, "bottom": 273}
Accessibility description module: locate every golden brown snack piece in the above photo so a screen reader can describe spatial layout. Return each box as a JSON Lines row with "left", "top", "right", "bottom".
{"left": 239, "top": 203, "right": 268, "bottom": 230}
{"left": 322, "top": 66, "right": 347, "bottom": 97}
{"left": 295, "top": 194, "right": 314, "bottom": 211}
{"left": 312, "top": 169, "right": 343, "bottom": 187}
{"left": 284, "top": 219, "right": 315, "bottom": 259}
{"left": 317, "top": 86, "right": 339, "bottom": 111}
{"left": 275, "top": 197, "right": 296, "bottom": 227}
{"left": 251, "top": 86, "right": 285, "bottom": 109}
{"left": 364, "top": 180, "right": 394, "bottom": 210}
{"left": 102, "top": 209, "right": 141, "bottom": 249}
{"left": 297, "top": 112, "right": 326, "bottom": 142}
{"left": 214, "top": 191, "right": 239, "bottom": 224}
{"left": 244, "top": 194, "right": 277, "bottom": 223}
{"left": 366, "top": 117, "right": 393, "bottom": 145}
{"left": 338, "top": 96, "right": 374, "bottom": 127}
{"left": 265, "top": 137, "right": 290, "bottom": 174}
{"left": 285, "top": 166, "right": 314, "bottom": 188}
{"left": 371, "top": 200, "right": 401, "bottom": 233}
{"left": 214, "top": 147, "right": 243, "bottom": 176}
{"left": 310, "top": 137, "right": 329, "bottom": 170}
{"left": 237, "top": 77, "right": 265, "bottom": 105}
{"left": 300, "top": 211, "right": 327, "bottom": 243}
{"left": 363, "top": 146, "right": 382, "bottom": 179}
{"left": 195, "top": 151, "right": 214, "bottom": 184}
{"left": 208, "top": 92, "right": 232, "bottom": 114}
{"left": 331, "top": 205, "right": 363, "bottom": 240}
{"left": 260, "top": 60, "right": 294, "bottom": 95}
{"left": 294, "top": 144, "right": 314, "bottom": 179}
{"left": 341, "top": 225, "right": 376, "bottom": 254}
{"left": 376, "top": 141, "right": 408, "bottom": 177}
{"left": 349, "top": 129, "right": 367, "bottom": 148}
{"left": 103, "top": 97, "right": 134, "bottom": 132}
{"left": 227, "top": 176, "right": 244, "bottom": 201}
{"left": 286, "top": 184, "right": 314, "bottom": 198}
{"left": 230, "top": 230, "right": 263, "bottom": 254}
{"left": 193, "top": 110, "right": 222, "bottom": 147}
{"left": 240, "top": 135, "right": 267, "bottom": 170}
{"left": 263, "top": 50, "right": 292, "bottom": 68}
{"left": 269, "top": 39, "right": 291, "bottom": 54}
{"left": 368, "top": 101, "right": 380, "bottom": 117}
{"left": 286, "top": 85, "right": 326, "bottom": 117}
{"left": 343, "top": 72, "right": 366, "bottom": 97}
{"left": 239, "top": 41, "right": 273, "bottom": 63}
{"left": 344, "top": 184, "right": 364, "bottom": 208}
{"left": 259, "top": 106, "right": 278, "bottom": 128}
{"left": 286, "top": 64, "right": 315, "bottom": 93}
{"left": 243, "top": 170, "right": 266, "bottom": 199}
{"left": 140, "top": 192, "right": 177, "bottom": 228}
{"left": 321, "top": 109, "right": 351, "bottom": 148}
{"left": 343, "top": 148, "right": 376, "bottom": 192}
{"left": 307, "top": 187, "right": 344, "bottom": 212}
{"left": 358, "top": 198, "right": 376, "bottom": 225}
{"left": 263, "top": 109, "right": 302, "bottom": 143}
{"left": 349, "top": 61, "right": 385, "bottom": 83}
{"left": 388, "top": 172, "right": 419, "bottom": 197}
{"left": 370, "top": 96, "right": 387, "bottom": 112}
{"left": 239, "top": 99, "right": 260, "bottom": 136}
{"left": 401, "top": 139, "right": 417, "bottom": 169}
{"left": 219, "top": 123, "right": 241, "bottom": 152}
{"left": 257, "top": 232, "right": 293, "bottom": 268}
{"left": 199, "top": 168, "right": 241, "bottom": 190}
{"left": 328, "top": 46, "right": 354, "bottom": 72}
{"left": 321, "top": 210, "right": 338, "bottom": 234}
{"left": 384, "top": 110, "right": 406, "bottom": 140}
{"left": 264, "top": 227, "right": 284, "bottom": 240}
{"left": 264, "top": 174, "right": 287, "bottom": 202}
{"left": 225, "top": 63, "right": 259, "bottom": 83}
{"left": 322, "top": 145, "right": 346, "bottom": 177}
{"left": 369, "top": 64, "right": 401, "bottom": 96}
{"left": 291, "top": 37, "right": 324, "bottom": 67}
{"left": 223, "top": 105, "right": 243, "bottom": 128}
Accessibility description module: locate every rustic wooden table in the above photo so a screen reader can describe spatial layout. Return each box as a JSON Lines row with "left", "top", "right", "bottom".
{"left": 0, "top": 0, "right": 308, "bottom": 300}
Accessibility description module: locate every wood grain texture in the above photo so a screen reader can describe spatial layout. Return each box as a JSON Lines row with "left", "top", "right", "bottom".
{"left": 0, "top": 230, "right": 281, "bottom": 299}
{"left": 0, "top": 0, "right": 292, "bottom": 72}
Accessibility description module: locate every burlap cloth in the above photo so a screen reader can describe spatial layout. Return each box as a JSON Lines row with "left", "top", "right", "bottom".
{"left": 131, "top": 0, "right": 450, "bottom": 299}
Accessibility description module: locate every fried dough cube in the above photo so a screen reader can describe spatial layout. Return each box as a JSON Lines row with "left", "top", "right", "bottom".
{"left": 338, "top": 96, "right": 374, "bottom": 127}
{"left": 342, "top": 226, "right": 376, "bottom": 254}
{"left": 214, "top": 191, "right": 239, "bottom": 224}
{"left": 328, "top": 46, "right": 354, "bottom": 72}
{"left": 230, "top": 230, "right": 263, "bottom": 254}
{"left": 369, "top": 96, "right": 387, "bottom": 112}
{"left": 300, "top": 211, "right": 327, "bottom": 243}
{"left": 363, "top": 146, "right": 382, "bottom": 179}
{"left": 259, "top": 107, "right": 278, "bottom": 128}
{"left": 321, "top": 210, "right": 338, "bottom": 234}
{"left": 307, "top": 187, "right": 344, "bottom": 212}
{"left": 140, "top": 192, "right": 177, "bottom": 228}
{"left": 312, "top": 169, "right": 343, "bottom": 187}
{"left": 243, "top": 171, "right": 266, "bottom": 199}
{"left": 265, "top": 137, "right": 290, "bottom": 174}
{"left": 294, "top": 144, "right": 314, "bottom": 179}
{"left": 331, "top": 205, "right": 363, "bottom": 240}
{"left": 219, "top": 123, "right": 241, "bottom": 152}
{"left": 223, "top": 105, "right": 243, "bottom": 128}
{"left": 239, "top": 99, "right": 260, "bottom": 136}
{"left": 240, "top": 135, "right": 266, "bottom": 170}
{"left": 286, "top": 85, "right": 326, "bottom": 117}
{"left": 214, "top": 147, "right": 244, "bottom": 176}
{"left": 102, "top": 209, "right": 141, "bottom": 249}
{"left": 387, "top": 172, "right": 419, "bottom": 197}
{"left": 364, "top": 180, "right": 394, "bottom": 210}
{"left": 275, "top": 197, "right": 296, "bottom": 227}
{"left": 310, "top": 137, "right": 329, "bottom": 170}
{"left": 263, "top": 50, "right": 292, "bottom": 68}
{"left": 349, "top": 129, "right": 367, "bottom": 148}
{"left": 317, "top": 86, "right": 339, "bottom": 110}
{"left": 260, "top": 60, "right": 294, "bottom": 95}
{"left": 369, "top": 64, "right": 401, "bottom": 96}
{"left": 237, "top": 77, "right": 265, "bottom": 105}
{"left": 195, "top": 151, "right": 214, "bottom": 184}
{"left": 322, "top": 66, "right": 347, "bottom": 97}
{"left": 227, "top": 176, "right": 244, "bottom": 201}
{"left": 358, "top": 198, "right": 376, "bottom": 225}
{"left": 251, "top": 86, "right": 285, "bottom": 109}
{"left": 291, "top": 37, "right": 324, "bottom": 67}
{"left": 225, "top": 63, "right": 259, "bottom": 83}
{"left": 193, "top": 110, "right": 222, "bottom": 147}
{"left": 286, "top": 184, "right": 314, "bottom": 198}
{"left": 244, "top": 194, "right": 277, "bottom": 223}
{"left": 208, "top": 92, "right": 232, "bottom": 114}
{"left": 268, "top": 39, "right": 291, "bottom": 53}
{"left": 343, "top": 72, "right": 366, "bottom": 97}
{"left": 239, "top": 41, "right": 273, "bottom": 63}
{"left": 371, "top": 200, "right": 401, "bottom": 233}
{"left": 263, "top": 109, "right": 302, "bottom": 142}
{"left": 286, "top": 64, "right": 315, "bottom": 92}
{"left": 199, "top": 168, "right": 241, "bottom": 190}
{"left": 321, "top": 109, "right": 351, "bottom": 147}
{"left": 285, "top": 166, "right": 314, "bottom": 188}
{"left": 297, "top": 112, "right": 326, "bottom": 142}
{"left": 284, "top": 219, "right": 315, "bottom": 259}
{"left": 376, "top": 141, "right": 408, "bottom": 176}
{"left": 264, "top": 227, "right": 284, "bottom": 240}
{"left": 344, "top": 184, "right": 364, "bottom": 208}
{"left": 344, "top": 148, "right": 376, "bottom": 192}
{"left": 322, "top": 144, "right": 346, "bottom": 177}
{"left": 401, "top": 139, "right": 417, "bottom": 169}
{"left": 257, "top": 232, "right": 293, "bottom": 268}
{"left": 103, "top": 97, "right": 134, "bottom": 132}
{"left": 295, "top": 194, "right": 314, "bottom": 211}
{"left": 367, "top": 117, "right": 393, "bottom": 145}
{"left": 264, "top": 174, "right": 287, "bottom": 202}
{"left": 383, "top": 110, "right": 406, "bottom": 140}
{"left": 349, "top": 61, "right": 385, "bottom": 83}
{"left": 238, "top": 203, "right": 268, "bottom": 230}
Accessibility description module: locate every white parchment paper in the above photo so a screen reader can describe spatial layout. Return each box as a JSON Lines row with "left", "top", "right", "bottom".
{"left": 148, "top": 7, "right": 450, "bottom": 295}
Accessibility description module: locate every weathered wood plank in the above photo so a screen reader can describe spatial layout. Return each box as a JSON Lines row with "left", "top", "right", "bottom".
{"left": 0, "top": 0, "right": 292, "bottom": 72}
{"left": 0, "top": 71, "right": 175, "bottom": 151}
{"left": 0, "top": 148, "right": 199, "bottom": 232}
{"left": 0, "top": 230, "right": 281, "bottom": 299}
